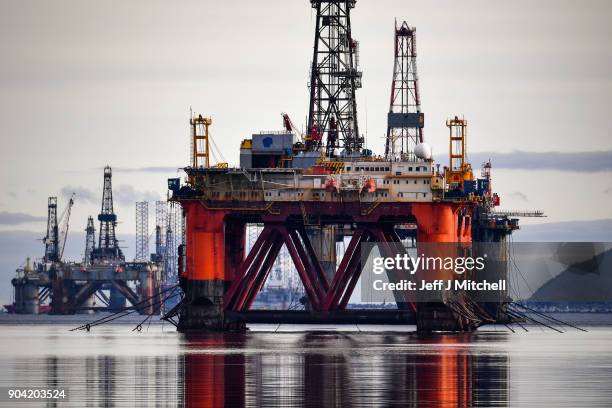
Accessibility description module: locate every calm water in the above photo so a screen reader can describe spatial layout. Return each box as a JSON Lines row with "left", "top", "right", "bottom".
{"left": 1, "top": 317, "right": 612, "bottom": 407}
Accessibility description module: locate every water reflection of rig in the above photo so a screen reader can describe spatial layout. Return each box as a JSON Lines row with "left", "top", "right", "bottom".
{"left": 7, "top": 166, "right": 183, "bottom": 315}
{"left": 165, "top": 2, "right": 544, "bottom": 332}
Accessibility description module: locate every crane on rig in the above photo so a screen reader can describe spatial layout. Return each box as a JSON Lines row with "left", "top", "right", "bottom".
{"left": 43, "top": 194, "right": 75, "bottom": 263}
{"left": 281, "top": 112, "right": 304, "bottom": 142}
{"left": 57, "top": 193, "right": 75, "bottom": 261}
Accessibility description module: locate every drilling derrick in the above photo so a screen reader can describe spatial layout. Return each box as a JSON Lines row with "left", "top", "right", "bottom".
{"left": 307, "top": 0, "right": 363, "bottom": 156}
{"left": 92, "top": 165, "right": 124, "bottom": 262}
{"left": 43, "top": 197, "right": 59, "bottom": 263}
{"left": 385, "top": 21, "right": 424, "bottom": 160}
{"left": 84, "top": 216, "right": 96, "bottom": 265}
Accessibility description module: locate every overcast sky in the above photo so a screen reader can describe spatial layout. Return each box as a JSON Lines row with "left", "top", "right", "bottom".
{"left": 0, "top": 0, "right": 611, "bottom": 250}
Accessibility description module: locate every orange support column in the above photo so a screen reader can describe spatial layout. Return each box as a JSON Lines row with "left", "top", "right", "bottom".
{"left": 184, "top": 202, "right": 226, "bottom": 281}
{"left": 412, "top": 202, "right": 464, "bottom": 243}
{"left": 178, "top": 202, "right": 245, "bottom": 332}
{"left": 224, "top": 219, "right": 246, "bottom": 282}
{"left": 412, "top": 202, "right": 476, "bottom": 331}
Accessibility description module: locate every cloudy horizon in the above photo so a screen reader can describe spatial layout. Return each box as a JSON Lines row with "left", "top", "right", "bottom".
{"left": 1, "top": 0, "right": 611, "bottom": 239}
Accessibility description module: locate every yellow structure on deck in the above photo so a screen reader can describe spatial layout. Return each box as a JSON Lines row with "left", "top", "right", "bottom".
{"left": 191, "top": 114, "right": 228, "bottom": 172}
{"left": 445, "top": 116, "right": 474, "bottom": 190}
{"left": 191, "top": 115, "right": 212, "bottom": 168}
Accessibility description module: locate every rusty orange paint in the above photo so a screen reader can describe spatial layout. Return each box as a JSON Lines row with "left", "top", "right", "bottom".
{"left": 413, "top": 202, "right": 472, "bottom": 283}
{"left": 412, "top": 202, "right": 469, "bottom": 243}
{"left": 183, "top": 202, "right": 227, "bottom": 281}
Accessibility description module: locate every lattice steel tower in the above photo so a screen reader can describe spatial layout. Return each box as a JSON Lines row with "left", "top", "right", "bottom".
{"left": 84, "top": 216, "right": 96, "bottom": 265}
{"left": 307, "top": 0, "right": 363, "bottom": 156}
{"left": 43, "top": 197, "right": 59, "bottom": 262}
{"left": 164, "top": 204, "right": 176, "bottom": 285}
{"left": 135, "top": 201, "right": 149, "bottom": 262}
{"left": 94, "top": 165, "right": 124, "bottom": 261}
{"left": 163, "top": 203, "right": 183, "bottom": 286}
{"left": 385, "top": 21, "right": 424, "bottom": 160}
{"left": 155, "top": 201, "right": 167, "bottom": 260}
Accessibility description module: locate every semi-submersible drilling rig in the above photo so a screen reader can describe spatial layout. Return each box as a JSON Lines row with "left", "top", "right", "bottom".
{"left": 166, "top": 1, "right": 527, "bottom": 332}
{"left": 9, "top": 166, "right": 166, "bottom": 315}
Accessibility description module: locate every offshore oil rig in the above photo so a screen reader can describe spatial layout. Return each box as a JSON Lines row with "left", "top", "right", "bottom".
{"left": 7, "top": 167, "right": 182, "bottom": 315}
{"left": 164, "top": 1, "right": 540, "bottom": 332}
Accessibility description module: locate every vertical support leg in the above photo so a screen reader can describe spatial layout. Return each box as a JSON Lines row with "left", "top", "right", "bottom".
{"left": 413, "top": 202, "right": 478, "bottom": 331}
{"left": 323, "top": 228, "right": 365, "bottom": 311}
{"left": 296, "top": 227, "right": 330, "bottom": 292}
{"left": 337, "top": 233, "right": 371, "bottom": 309}
{"left": 288, "top": 228, "right": 327, "bottom": 302}
{"left": 225, "top": 219, "right": 246, "bottom": 281}
{"left": 178, "top": 203, "right": 234, "bottom": 332}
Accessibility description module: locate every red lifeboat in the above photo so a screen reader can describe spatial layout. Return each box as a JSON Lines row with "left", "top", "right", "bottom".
{"left": 362, "top": 178, "right": 376, "bottom": 193}
{"left": 324, "top": 178, "right": 337, "bottom": 192}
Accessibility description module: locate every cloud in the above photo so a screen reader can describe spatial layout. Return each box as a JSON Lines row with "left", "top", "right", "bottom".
{"left": 469, "top": 150, "right": 612, "bottom": 172}
{"left": 60, "top": 186, "right": 97, "bottom": 204}
{"left": 509, "top": 192, "right": 529, "bottom": 201}
{"left": 60, "top": 184, "right": 162, "bottom": 206}
{"left": 114, "top": 184, "right": 161, "bottom": 205}
{"left": 0, "top": 211, "right": 46, "bottom": 225}
{"left": 105, "top": 166, "right": 181, "bottom": 173}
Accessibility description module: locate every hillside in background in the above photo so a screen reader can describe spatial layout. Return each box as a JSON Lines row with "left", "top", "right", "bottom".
{"left": 529, "top": 248, "right": 612, "bottom": 302}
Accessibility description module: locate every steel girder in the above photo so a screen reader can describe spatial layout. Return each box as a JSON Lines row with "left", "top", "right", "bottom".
{"left": 223, "top": 222, "right": 414, "bottom": 313}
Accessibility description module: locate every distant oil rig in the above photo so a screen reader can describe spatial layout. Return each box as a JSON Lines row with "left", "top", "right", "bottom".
{"left": 164, "top": 1, "right": 542, "bottom": 332}
{"left": 6, "top": 166, "right": 183, "bottom": 315}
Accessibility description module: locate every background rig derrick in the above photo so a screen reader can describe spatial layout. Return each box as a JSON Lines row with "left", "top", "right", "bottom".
{"left": 166, "top": 3, "right": 542, "bottom": 332}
